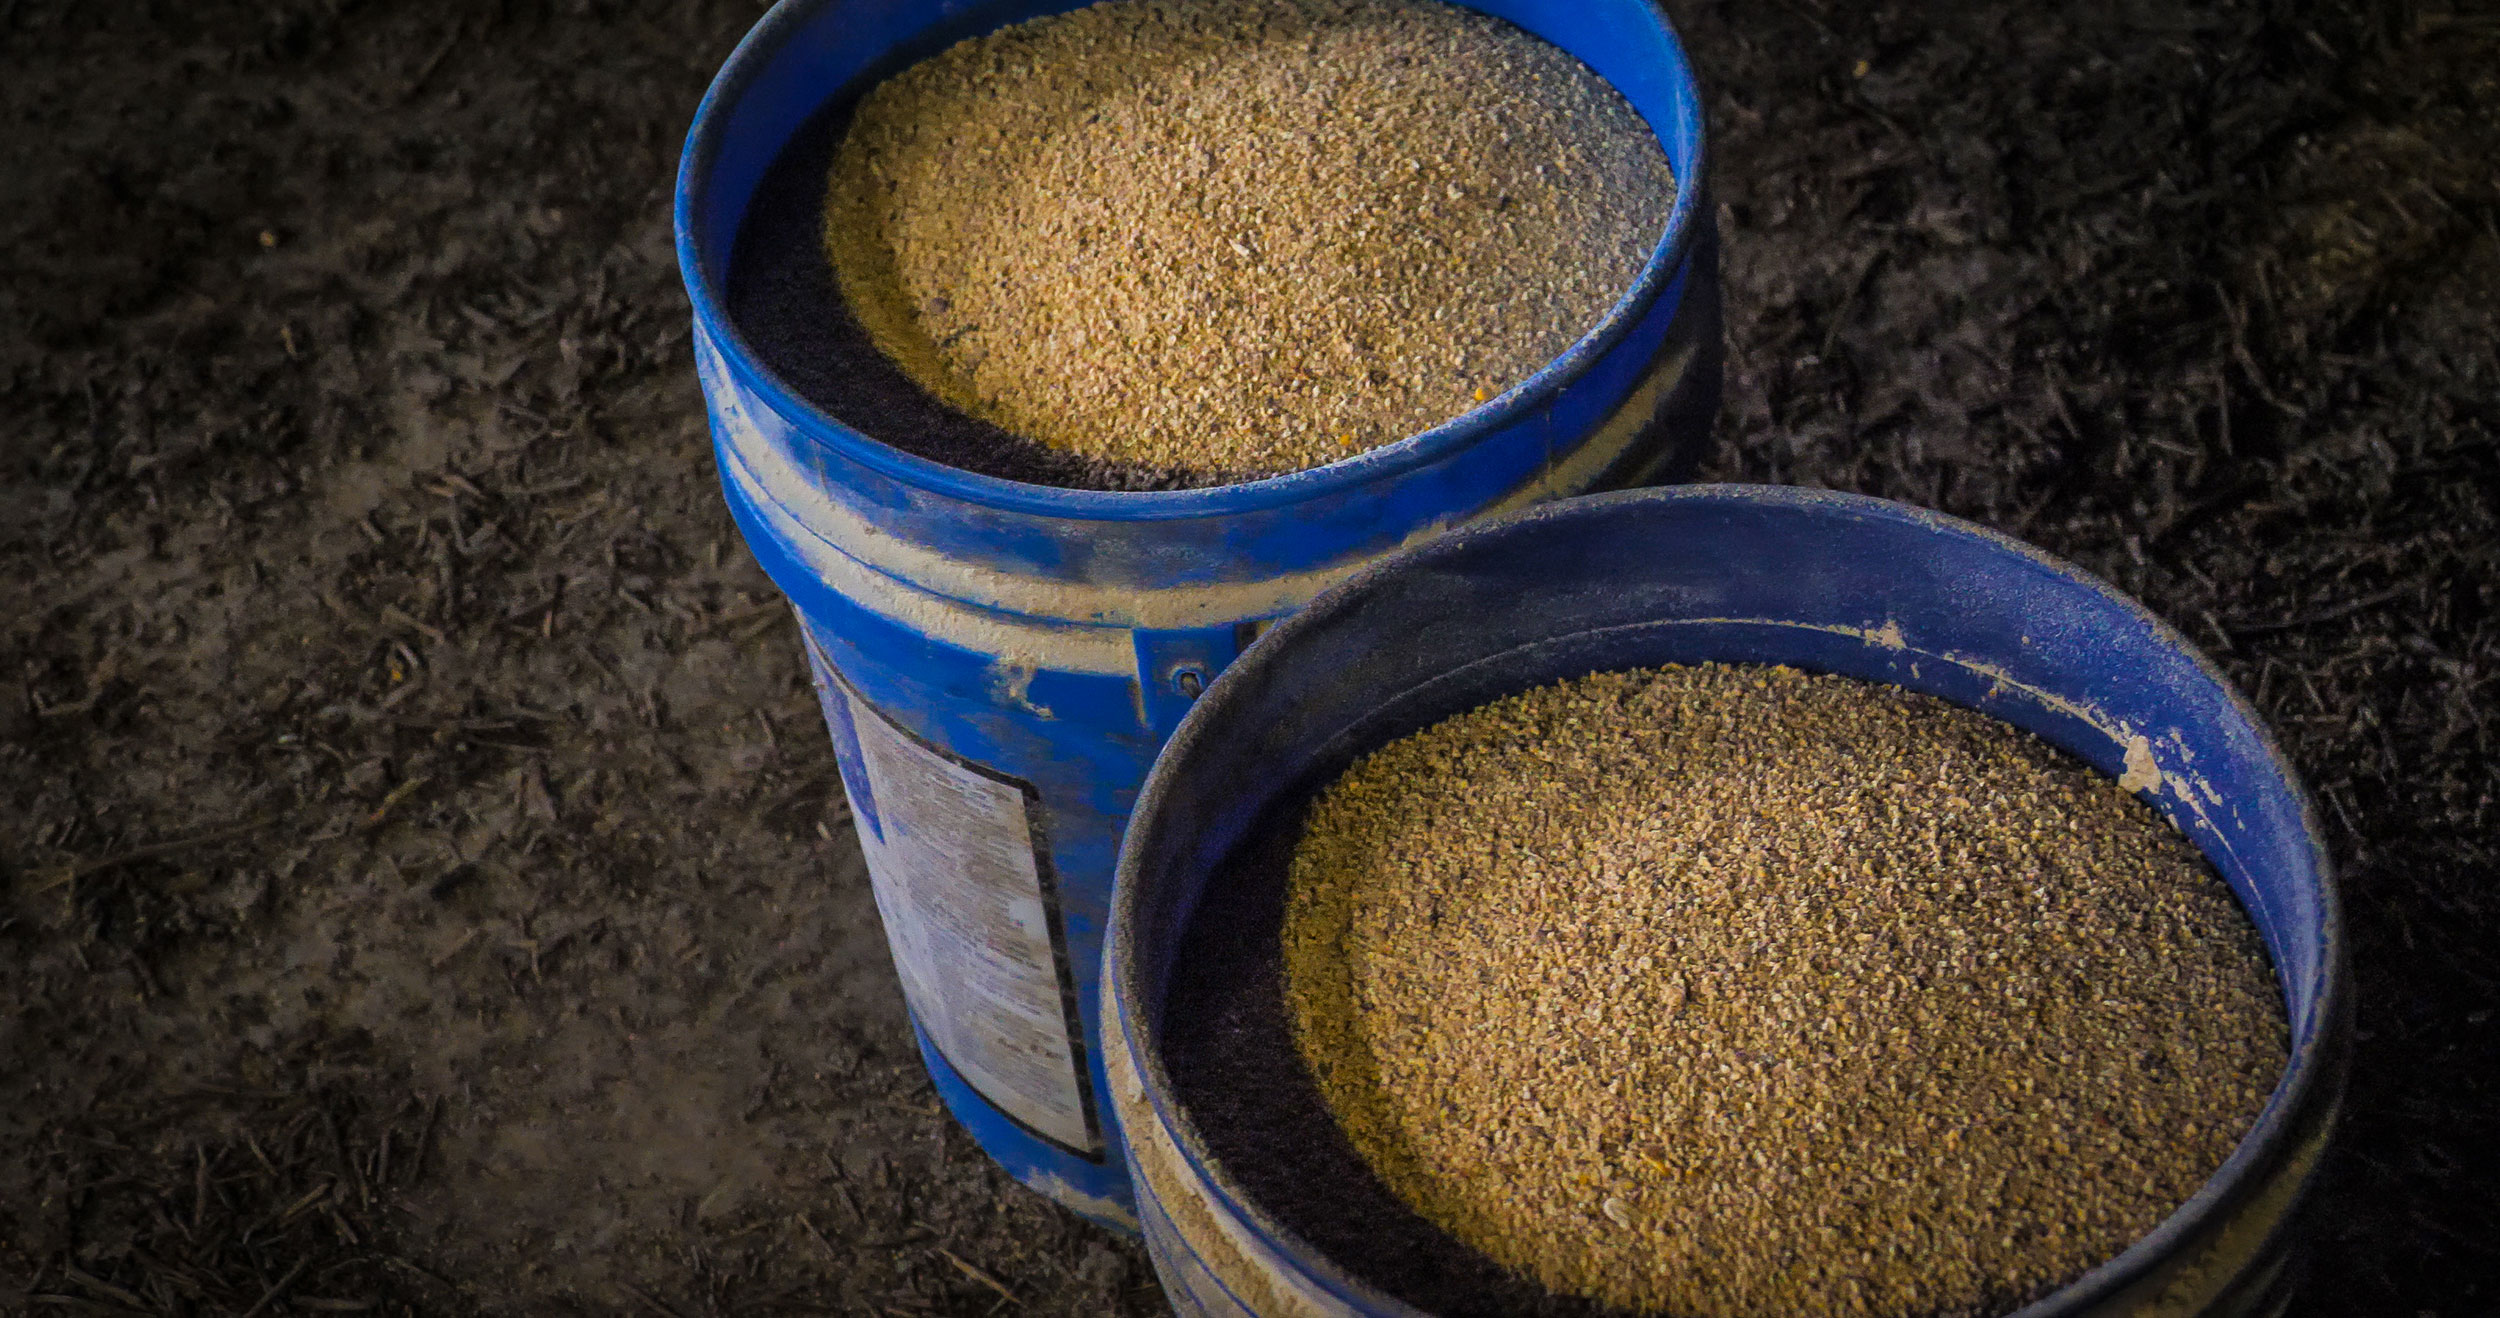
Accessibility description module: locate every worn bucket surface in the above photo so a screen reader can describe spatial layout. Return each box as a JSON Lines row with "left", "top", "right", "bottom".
{"left": 1106, "top": 485, "right": 2348, "bottom": 1315}
{"left": 677, "top": 0, "right": 1719, "bottom": 1225}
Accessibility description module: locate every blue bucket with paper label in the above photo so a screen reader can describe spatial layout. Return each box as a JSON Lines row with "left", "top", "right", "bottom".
{"left": 675, "top": 0, "right": 1720, "bottom": 1226}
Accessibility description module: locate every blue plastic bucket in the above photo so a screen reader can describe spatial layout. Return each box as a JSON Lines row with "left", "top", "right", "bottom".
{"left": 1105, "top": 486, "right": 2349, "bottom": 1315}
{"left": 675, "top": 0, "right": 1718, "bottom": 1227}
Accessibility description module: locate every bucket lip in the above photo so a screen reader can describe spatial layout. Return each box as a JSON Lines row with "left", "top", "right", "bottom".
{"left": 674, "top": 0, "right": 1708, "bottom": 524}
{"left": 1109, "top": 483, "right": 2348, "bottom": 1317}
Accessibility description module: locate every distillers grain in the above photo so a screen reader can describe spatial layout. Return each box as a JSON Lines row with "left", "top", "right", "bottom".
{"left": 822, "top": 0, "right": 1675, "bottom": 479}
{"left": 1281, "top": 664, "right": 2288, "bottom": 1318}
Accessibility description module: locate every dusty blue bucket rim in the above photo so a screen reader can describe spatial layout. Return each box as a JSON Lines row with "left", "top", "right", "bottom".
{"left": 1111, "top": 484, "right": 2348, "bottom": 1316}
{"left": 673, "top": 0, "right": 1708, "bottom": 522}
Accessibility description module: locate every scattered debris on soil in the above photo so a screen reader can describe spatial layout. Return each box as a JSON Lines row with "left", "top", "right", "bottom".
{"left": 1280, "top": 663, "right": 2284, "bottom": 1318}
{"left": 10, "top": 1030, "right": 456, "bottom": 1315}
{"left": 3, "top": 0, "right": 2492, "bottom": 1314}
{"left": 810, "top": 0, "right": 1673, "bottom": 483}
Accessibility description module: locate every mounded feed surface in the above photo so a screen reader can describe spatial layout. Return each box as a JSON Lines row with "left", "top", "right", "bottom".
{"left": 736, "top": 0, "right": 1675, "bottom": 489}
{"left": 819, "top": 0, "right": 1673, "bottom": 483}
{"left": 3, "top": 0, "right": 2493, "bottom": 1314}
{"left": 1276, "top": 663, "right": 2284, "bottom": 1318}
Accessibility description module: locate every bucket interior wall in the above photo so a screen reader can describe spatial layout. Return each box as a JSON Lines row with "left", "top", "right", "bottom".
{"left": 1135, "top": 492, "right": 2331, "bottom": 1039}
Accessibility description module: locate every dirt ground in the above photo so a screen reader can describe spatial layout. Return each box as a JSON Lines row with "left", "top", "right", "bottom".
{"left": 2, "top": 0, "right": 2492, "bottom": 1315}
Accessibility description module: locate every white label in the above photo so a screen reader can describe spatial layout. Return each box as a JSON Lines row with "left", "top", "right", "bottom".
{"left": 806, "top": 643, "right": 1096, "bottom": 1155}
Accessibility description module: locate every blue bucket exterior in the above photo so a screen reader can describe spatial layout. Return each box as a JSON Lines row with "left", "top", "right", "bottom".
{"left": 1106, "top": 486, "right": 2349, "bottom": 1315}
{"left": 676, "top": 0, "right": 1720, "bottom": 1229}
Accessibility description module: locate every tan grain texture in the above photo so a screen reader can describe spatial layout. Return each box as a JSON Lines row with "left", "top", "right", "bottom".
{"left": 1282, "top": 664, "right": 2288, "bottom": 1318}
{"left": 823, "top": 0, "right": 1674, "bottom": 477}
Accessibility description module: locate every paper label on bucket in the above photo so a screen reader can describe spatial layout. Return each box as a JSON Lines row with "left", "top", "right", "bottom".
{"left": 804, "top": 646, "right": 1098, "bottom": 1156}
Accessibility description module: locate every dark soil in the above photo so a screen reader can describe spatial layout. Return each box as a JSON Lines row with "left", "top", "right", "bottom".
{"left": 2, "top": 1, "right": 2492, "bottom": 1316}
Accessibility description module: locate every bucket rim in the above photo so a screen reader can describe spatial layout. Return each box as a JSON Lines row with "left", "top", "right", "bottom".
{"left": 1108, "top": 483, "right": 2349, "bottom": 1316}
{"left": 673, "top": 0, "right": 1709, "bottom": 523}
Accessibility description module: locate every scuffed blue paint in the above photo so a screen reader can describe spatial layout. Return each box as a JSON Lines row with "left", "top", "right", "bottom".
{"left": 677, "top": 0, "right": 1720, "bottom": 1228}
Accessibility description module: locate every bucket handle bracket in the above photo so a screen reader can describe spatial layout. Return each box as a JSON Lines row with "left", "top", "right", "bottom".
{"left": 1132, "top": 623, "right": 1257, "bottom": 740}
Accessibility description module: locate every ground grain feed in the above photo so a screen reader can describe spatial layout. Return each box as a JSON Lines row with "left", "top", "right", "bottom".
{"left": 1273, "top": 663, "right": 2287, "bottom": 1318}
{"left": 729, "top": 100, "right": 1207, "bottom": 491}
{"left": 818, "top": 0, "right": 1675, "bottom": 481}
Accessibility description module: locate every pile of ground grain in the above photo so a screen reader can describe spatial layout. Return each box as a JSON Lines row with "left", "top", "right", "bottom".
{"left": 817, "top": 0, "right": 1675, "bottom": 481}
{"left": 1274, "top": 664, "right": 2287, "bottom": 1318}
